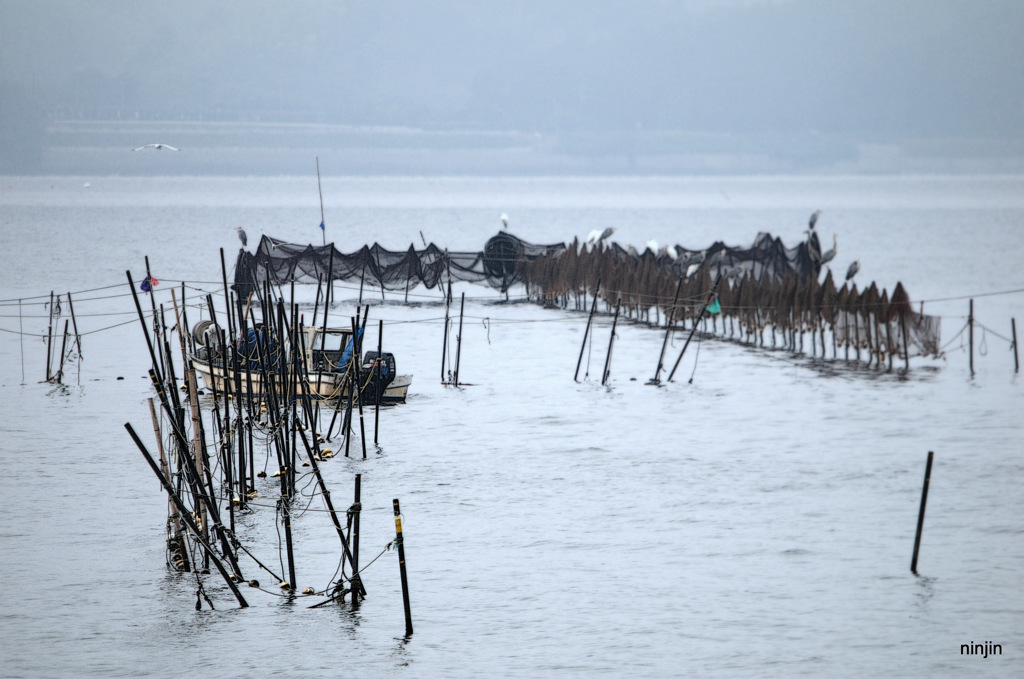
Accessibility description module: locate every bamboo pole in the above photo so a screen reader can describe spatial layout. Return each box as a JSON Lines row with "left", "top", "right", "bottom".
{"left": 601, "top": 300, "right": 621, "bottom": 386}
{"left": 968, "top": 299, "right": 975, "bottom": 377}
{"left": 650, "top": 277, "right": 682, "bottom": 384}
{"left": 1012, "top": 318, "right": 1019, "bottom": 373}
{"left": 910, "top": 451, "right": 934, "bottom": 575}
{"left": 454, "top": 293, "right": 465, "bottom": 387}
{"left": 124, "top": 422, "right": 249, "bottom": 608}
{"left": 393, "top": 498, "right": 413, "bottom": 636}
{"left": 574, "top": 278, "right": 601, "bottom": 382}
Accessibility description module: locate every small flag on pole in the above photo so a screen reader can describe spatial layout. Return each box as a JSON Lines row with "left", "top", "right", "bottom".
{"left": 140, "top": 275, "right": 159, "bottom": 292}
{"left": 706, "top": 294, "right": 721, "bottom": 314}
{"left": 319, "top": 220, "right": 325, "bottom": 231}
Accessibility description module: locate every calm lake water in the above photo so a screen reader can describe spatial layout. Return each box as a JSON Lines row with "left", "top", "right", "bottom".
{"left": 1, "top": 175, "right": 1022, "bottom": 677}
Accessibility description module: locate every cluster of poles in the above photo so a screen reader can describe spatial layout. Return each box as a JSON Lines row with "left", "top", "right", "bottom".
{"left": 522, "top": 241, "right": 1024, "bottom": 377}
{"left": 119, "top": 249, "right": 412, "bottom": 631}
{"left": 42, "top": 291, "right": 83, "bottom": 385}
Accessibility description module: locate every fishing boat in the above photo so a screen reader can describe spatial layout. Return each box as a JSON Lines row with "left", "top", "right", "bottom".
{"left": 189, "top": 321, "right": 412, "bottom": 404}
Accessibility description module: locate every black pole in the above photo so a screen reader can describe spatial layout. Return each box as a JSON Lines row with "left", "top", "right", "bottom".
{"left": 45, "top": 291, "right": 54, "bottom": 381}
{"left": 1012, "top": 318, "right": 1019, "bottom": 373}
{"left": 374, "top": 320, "right": 382, "bottom": 444}
{"left": 393, "top": 498, "right": 413, "bottom": 636}
{"left": 574, "top": 278, "right": 601, "bottom": 382}
{"left": 651, "top": 276, "right": 683, "bottom": 384}
{"left": 124, "top": 422, "right": 249, "bottom": 608}
{"left": 56, "top": 319, "right": 69, "bottom": 384}
{"left": 441, "top": 277, "right": 452, "bottom": 382}
{"left": 454, "top": 293, "right": 465, "bottom": 387}
{"left": 67, "top": 291, "right": 82, "bottom": 360}
{"left": 910, "top": 451, "right": 934, "bottom": 575}
{"left": 127, "top": 271, "right": 163, "bottom": 383}
{"left": 968, "top": 299, "right": 974, "bottom": 377}
{"left": 352, "top": 474, "right": 361, "bottom": 601}
{"left": 668, "top": 278, "right": 721, "bottom": 382}
{"left": 601, "top": 300, "right": 621, "bottom": 386}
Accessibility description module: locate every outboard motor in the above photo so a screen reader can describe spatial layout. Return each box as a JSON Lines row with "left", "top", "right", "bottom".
{"left": 191, "top": 320, "right": 223, "bottom": 360}
{"left": 361, "top": 351, "right": 397, "bottom": 403}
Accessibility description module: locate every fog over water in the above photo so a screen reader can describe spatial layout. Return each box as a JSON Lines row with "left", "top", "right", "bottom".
{"left": 2, "top": 1, "right": 1023, "bottom": 174}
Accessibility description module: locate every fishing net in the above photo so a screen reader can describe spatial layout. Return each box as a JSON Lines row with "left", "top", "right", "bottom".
{"left": 232, "top": 231, "right": 565, "bottom": 300}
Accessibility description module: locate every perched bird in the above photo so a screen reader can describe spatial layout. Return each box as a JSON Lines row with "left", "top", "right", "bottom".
{"left": 598, "top": 226, "right": 615, "bottom": 243}
{"left": 808, "top": 210, "right": 821, "bottom": 232}
{"left": 645, "top": 239, "right": 658, "bottom": 254}
{"left": 235, "top": 226, "right": 248, "bottom": 247}
{"left": 586, "top": 229, "right": 602, "bottom": 244}
{"left": 685, "top": 262, "right": 701, "bottom": 279}
{"left": 821, "top": 233, "right": 838, "bottom": 265}
{"left": 500, "top": 213, "right": 509, "bottom": 229}
{"left": 845, "top": 260, "right": 860, "bottom": 281}
{"left": 663, "top": 244, "right": 677, "bottom": 260}
{"left": 133, "top": 143, "right": 179, "bottom": 151}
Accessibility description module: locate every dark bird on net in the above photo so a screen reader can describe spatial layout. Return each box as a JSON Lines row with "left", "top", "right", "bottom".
{"left": 133, "top": 143, "right": 179, "bottom": 151}
{"left": 235, "top": 226, "right": 248, "bottom": 247}
{"left": 809, "top": 210, "right": 821, "bottom": 231}
{"left": 845, "top": 260, "right": 860, "bottom": 281}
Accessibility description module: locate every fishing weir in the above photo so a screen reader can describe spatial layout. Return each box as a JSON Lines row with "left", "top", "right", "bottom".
{"left": 120, "top": 254, "right": 414, "bottom": 628}
{"left": 32, "top": 220, "right": 1009, "bottom": 620}
{"left": 232, "top": 226, "right": 949, "bottom": 382}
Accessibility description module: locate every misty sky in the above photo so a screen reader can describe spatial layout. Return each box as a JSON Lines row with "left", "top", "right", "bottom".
{"left": 1, "top": 0, "right": 1022, "bottom": 174}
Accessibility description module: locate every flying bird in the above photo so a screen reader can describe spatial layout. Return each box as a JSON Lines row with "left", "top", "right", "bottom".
{"left": 133, "top": 144, "right": 179, "bottom": 151}
{"left": 235, "top": 226, "right": 248, "bottom": 247}
{"left": 808, "top": 210, "right": 821, "bottom": 231}
{"left": 845, "top": 260, "right": 860, "bottom": 281}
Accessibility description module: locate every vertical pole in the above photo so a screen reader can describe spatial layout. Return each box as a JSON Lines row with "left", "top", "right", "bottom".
{"left": 56, "top": 320, "right": 69, "bottom": 384}
{"left": 393, "top": 498, "right": 413, "bottom": 636}
{"left": 19, "top": 299, "right": 25, "bottom": 384}
{"left": 352, "top": 475, "right": 361, "bottom": 591}
{"left": 45, "top": 292, "right": 54, "bottom": 381}
{"left": 968, "top": 299, "right": 974, "bottom": 377}
{"left": 67, "top": 292, "right": 82, "bottom": 360}
{"left": 651, "top": 277, "right": 683, "bottom": 384}
{"left": 602, "top": 300, "right": 621, "bottom": 386}
{"left": 910, "top": 451, "right": 934, "bottom": 575}
{"left": 441, "top": 278, "right": 452, "bottom": 382}
{"left": 901, "top": 309, "right": 910, "bottom": 372}
{"left": 374, "top": 320, "right": 382, "bottom": 444}
{"left": 1011, "top": 319, "right": 1019, "bottom": 374}
{"left": 454, "top": 292, "right": 465, "bottom": 387}
{"left": 574, "top": 278, "right": 601, "bottom": 382}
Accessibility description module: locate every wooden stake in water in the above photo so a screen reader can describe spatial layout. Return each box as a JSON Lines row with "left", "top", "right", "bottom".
{"left": 910, "top": 451, "right": 934, "bottom": 575}
{"left": 393, "top": 498, "right": 413, "bottom": 636}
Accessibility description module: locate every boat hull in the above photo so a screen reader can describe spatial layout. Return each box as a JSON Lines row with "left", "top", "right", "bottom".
{"left": 191, "top": 358, "right": 411, "bottom": 404}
